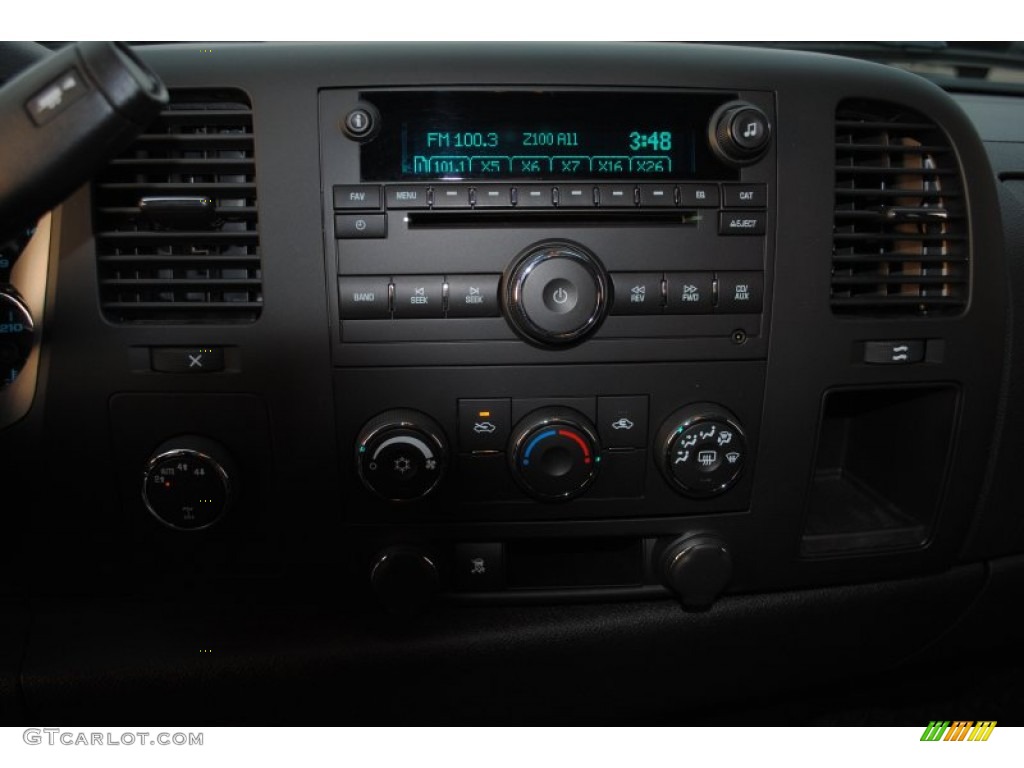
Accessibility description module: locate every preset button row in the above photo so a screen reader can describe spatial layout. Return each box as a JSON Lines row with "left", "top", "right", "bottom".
{"left": 330, "top": 183, "right": 766, "bottom": 211}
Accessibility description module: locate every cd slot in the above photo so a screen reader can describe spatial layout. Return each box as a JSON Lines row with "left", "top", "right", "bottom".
{"left": 406, "top": 210, "right": 701, "bottom": 228}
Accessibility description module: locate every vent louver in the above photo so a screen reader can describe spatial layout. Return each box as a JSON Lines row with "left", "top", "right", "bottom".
{"left": 832, "top": 100, "right": 967, "bottom": 316}
{"left": 93, "top": 89, "right": 261, "bottom": 323}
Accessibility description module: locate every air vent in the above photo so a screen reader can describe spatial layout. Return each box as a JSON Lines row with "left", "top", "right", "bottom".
{"left": 93, "top": 89, "right": 261, "bottom": 323}
{"left": 833, "top": 100, "right": 967, "bottom": 316}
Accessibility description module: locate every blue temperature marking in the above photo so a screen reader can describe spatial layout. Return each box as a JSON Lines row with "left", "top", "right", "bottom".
{"left": 523, "top": 429, "right": 557, "bottom": 465}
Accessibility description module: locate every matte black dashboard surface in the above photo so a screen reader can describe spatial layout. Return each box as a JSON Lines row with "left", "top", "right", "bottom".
{"left": 1, "top": 42, "right": 1022, "bottom": 724}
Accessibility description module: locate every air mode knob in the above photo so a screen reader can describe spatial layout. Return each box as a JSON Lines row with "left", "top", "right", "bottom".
{"left": 656, "top": 403, "right": 748, "bottom": 498}
{"left": 509, "top": 407, "right": 600, "bottom": 501}
{"left": 356, "top": 409, "right": 448, "bottom": 502}
{"left": 709, "top": 101, "right": 771, "bottom": 166}
{"left": 504, "top": 241, "right": 608, "bottom": 347}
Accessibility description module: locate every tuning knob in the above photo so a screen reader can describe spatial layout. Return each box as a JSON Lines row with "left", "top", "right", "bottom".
{"left": 709, "top": 101, "right": 771, "bottom": 166}
{"left": 142, "top": 436, "right": 234, "bottom": 530}
{"left": 504, "top": 241, "right": 608, "bottom": 347}
{"left": 356, "top": 409, "right": 448, "bottom": 502}
{"left": 509, "top": 407, "right": 600, "bottom": 501}
{"left": 656, "top": 403, "right": 747, "bottom": 498}
{"left": 657, "top": 534, "right": 732, "bottom": 609}
{"left": 0, "top": 289, "right": 33, "bottom": 390}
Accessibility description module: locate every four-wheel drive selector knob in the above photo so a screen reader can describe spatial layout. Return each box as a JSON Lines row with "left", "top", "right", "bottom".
{"left": 142, "top": 436, "right": 234, "bottom": 531}
{"left": 504, "top": 241, "right": 609, "bottom": 347}
{"left": 356, "top": 409, "right": 448, "bottom": 502}
{"left": 509, "top": 407, "right": 600, "bottom": 501}
{"left": 656, "top": 403, "right": 748, "bottom": 498}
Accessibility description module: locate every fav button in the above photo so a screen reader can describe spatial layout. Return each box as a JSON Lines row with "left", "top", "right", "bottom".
{"left": 332, "top": 185, "right": 381, "bottom": 210}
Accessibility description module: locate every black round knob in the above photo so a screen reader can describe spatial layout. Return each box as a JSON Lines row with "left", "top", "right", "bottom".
{"left": 0, "top": 289, "right": 33, "bottom": 390}
{"left": 370, "top": 546, "right": 440, "bottom": 613}
{"left": 658, "top": 535, "right": 732, "bottom": 609}
{"left": 504, "top": 241, "right": 608, "bottom": 347}
{"left": 356, "top": 409, "right": 448, "bottom": 502}
{"left": 656, "top": 403, "right": 747, "bottom": 498}
{"left": 509, "top": 407, "right": 600, "bottom": 501}
{"left": 342, "top": 105, "right": 378, "bottom": 140}
{"left": 709, "top": 101, "right": 771, "bottom": 166}
{"left": 142, "top": 436, "right": 234, "bottom": 531}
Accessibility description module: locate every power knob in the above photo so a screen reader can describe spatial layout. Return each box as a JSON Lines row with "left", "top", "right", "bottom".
{"left": 356, "top": 409, "right": 448, "bottom": 502}
{"left": 504, "top": 241, "right": 608, "bottom": 347}
{"left": 709, "top": 101, "right": 771, "bottom": 166}
{"left": 509, "top": 407, "right": 600, "bottom": 501}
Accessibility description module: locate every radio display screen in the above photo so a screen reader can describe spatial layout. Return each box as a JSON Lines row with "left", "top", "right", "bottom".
{"left": 359, "top": 91, "right": 739, "bottom": 181}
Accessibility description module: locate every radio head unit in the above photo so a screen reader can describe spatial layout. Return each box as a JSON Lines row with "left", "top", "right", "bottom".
{"left": 318, "top": 87, "right": 774, "bottom": 365}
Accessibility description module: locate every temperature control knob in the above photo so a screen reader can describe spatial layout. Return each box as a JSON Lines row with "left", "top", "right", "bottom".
{"left": 356, "top": 409, "right": 448, "bottom": 502}
{"left": 509, "top": 407, "right": 600, "bottom": 501}
{"left": 656, "top": 404, "right": 748, "bottom": 498}
{"left": 504, "top": 241, "right": 608, "bottom": 347}
{"left": 0, "top": 289, "right": 33, "bottom": 390}
{"left": 142, "top": 436, "right": 234, "bottom": 531}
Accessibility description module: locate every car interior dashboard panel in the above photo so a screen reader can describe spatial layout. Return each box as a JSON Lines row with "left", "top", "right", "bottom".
{"left": 2, "top": 41, "right": 1024, "bottom": 724}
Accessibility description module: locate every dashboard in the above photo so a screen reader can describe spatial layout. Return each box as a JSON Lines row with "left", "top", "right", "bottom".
{"left": 2, "top": 41, "right": 1023, "bottom": 724}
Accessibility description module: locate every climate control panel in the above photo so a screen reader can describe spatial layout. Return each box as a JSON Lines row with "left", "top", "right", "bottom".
{"left": 343, "top": 362, "right": 763, "bottom": 523}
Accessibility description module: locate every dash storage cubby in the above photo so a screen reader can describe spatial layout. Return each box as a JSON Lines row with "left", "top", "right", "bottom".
{"left": 802, "top": 385, "right": 959, "bottom": 556}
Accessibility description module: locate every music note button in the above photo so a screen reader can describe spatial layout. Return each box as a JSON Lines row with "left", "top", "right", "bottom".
{"left": 729, "top": 108, "right": 770, "bottom": 152}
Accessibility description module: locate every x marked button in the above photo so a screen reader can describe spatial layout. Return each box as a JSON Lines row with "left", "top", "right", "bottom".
{"left": 151, "top": 347, "right": 225, "bottom": 374}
